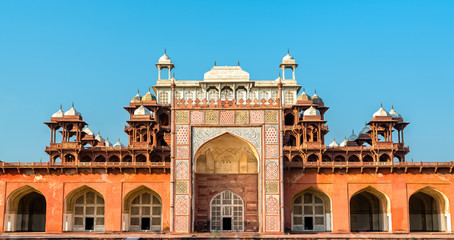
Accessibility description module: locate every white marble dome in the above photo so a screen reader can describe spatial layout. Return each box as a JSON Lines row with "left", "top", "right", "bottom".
{"left": 373, "top": 105, "right": 390, "bottom": 117}
{"left": 389, "top": 106, "right": 402, "bottom": 119}
{"left": 329, "top": 139, "right": 339, "bottom": 148}
{"left": 134, "top": 105, "right": 151, "bottom": 116}
{"left": 52, "top": 106, "right": 64, "bottom": 118}
{"left": 303, "top": 106, "right": 321, "bottom": 116}
{"left": 159, "top": 53, "right": 172, "bottom": 64}
{"left": 64, "top": 104, "right": 81, "bottom": 116}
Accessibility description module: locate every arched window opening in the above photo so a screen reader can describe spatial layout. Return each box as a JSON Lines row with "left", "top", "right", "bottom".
{"left": 80, "top": 155, "right": 91, "bottom": 162}
{"left": 363, "top": 155, "right": 374, "bottom": 162}
{"left": 285, "top": 113, "right": 295, "bottom": 126}
{"left": 122, "top": 155, "right": 132, "bottom": 162}
{"left": 53, "top": 155, "right": 61, "bottom": 163}
{"left": 207, "top": 87, "right": 218, "bottom": 101}
{"left": 72, "top": 191, "right": 105, "bottom": 232}
{"left": 220, "top": 87, "right": 233, "bottom": 101}
{"left": 283, "top": 156, "right": 290, "bottom": 162}
{"left": 136, "top": 154, "right": 147, "bottom": 163}
{"left": 129, "top": 192, "right": 162, "bottom": 232}
{"left": 322, "top": 155, "right": 332, "bottom": 162}
{"left": 236, "top": 87, "right": 247, "bottom": 101}
{"left": 164, "top": 156, "right": 170, "bottom": 162}
{"left": 379, "top": 154, "right": 390, "bottom": 162}
{"left": 293, "top": 192, "right": 327, "bottom": 231}
{"left": 94, "top": 155, "right": 106, "bottom": 162}
{"left": 350, "top": 188, "right": 389, "bottom": 232}
{"left": 109, "top": 155, "right": 120, "bottom": 162}
{"left": 65, "top": 154, "right": 75, "bottom": 163}
{"left": 394, "top": 156, "right": 402, "bottom": 162}
{"left": 293, "top": 155, "right": 303, "bottom": 162}
{"left": 5, "top": 189, "right": 46, "bottom": 232}
{"left": 210, "top": 191, "right": 244, "bottom": 232}
{"left": 334, "top": 155, "right": 345, "bottom": 162}
{"left": 409, "top": 188, "right": 448, "bottom": 232}
{"left": 348, "top": 155, "right": 360, "bottom": 162}
{"left": 159, "top": 113, "right": 169, "bottom": 126}
{"left": 307, "top": 154, "right": 319, "bottom": 162}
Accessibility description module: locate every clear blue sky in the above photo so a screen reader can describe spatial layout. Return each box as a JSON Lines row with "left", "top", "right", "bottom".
{"left": 0, "top": 1, "right": 453, "bottom": 162}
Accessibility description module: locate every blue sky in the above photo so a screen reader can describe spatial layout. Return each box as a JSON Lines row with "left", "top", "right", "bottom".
{"left": 0, "top": 0, "right": 453, "bottom": 162}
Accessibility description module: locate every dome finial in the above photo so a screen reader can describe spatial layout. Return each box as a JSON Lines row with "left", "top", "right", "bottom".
{"left": 60, "top": 104, "right": 62, "bottom": 110}
{"left": 214, "top": 60, "right": 216, "bottom": 66}
{"left": 381, "top": 102, "right": 383, "bottom": 108}
{"left": 72, "top": 102, "right": 74, "bottom": 108}
{"left": 164, "top": 48, "right": 166, "bottom": 54}
{"left": 392, "top": 104, "right": 394, "bottom": 110}
{"left": 287, "top": 48, "right": 289, "bottom": 54}
{"left": 238, "top": 60, "right": 240, "bottom": 66}
{"left": 137, "top": 89, "right": 140, "bottom": 94}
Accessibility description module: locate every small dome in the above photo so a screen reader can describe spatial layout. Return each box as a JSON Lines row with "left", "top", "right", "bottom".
{"left": 348, "top": 130, "right": 358, "bottom": 141}
{"left": 142, "top": 89, "right": 156, "bottom": 101}
{"left": 83, "top": 127, "right": 94, "bottom": 135}
{"left": 158, "top": 52, "right": 172, "bottom": 64}
{"left": 297, "top": 88, "right": 311, "bottom": 101}
{"left": 340, "top": 137, "right": 348, "bottom": 147}
{"left": 105, "top": 138, "right": 112, "bottom": 147}
{"left": 359, "top": 124, "right": 371, "bottom": 135}
{"left": 130, "top": 91, "right": 142, "bottom": 103}
{"left": 113, "top": 138, "right": 124, "bottom": 147}
{"left": 311, "top": 91, "right": 323, "bottom": 103}
{"left": 373, "top": 104, "right": 390, "bottom": 117}
{"left": 282, "top": 53, "right": 295, "bottom": 62}
{"left": 52, "top": 105, "right": 64, "bottom": 118}
{"left": 134, "top": 105, "right": 151, "bottom": 116}
{"left": 329, "top": 139, "right": 339, "bottom": 148}
{"left": 389, "top": 105, "right": 402, "bottom": 119}
{"left": 303, "top": 106, "right": 321, "bottom": 116}
{"left": 64, "top": 103, "right": 81, "bottom": 116}
{"left": 95, "top": 132, "right": 105, "bottom": 142}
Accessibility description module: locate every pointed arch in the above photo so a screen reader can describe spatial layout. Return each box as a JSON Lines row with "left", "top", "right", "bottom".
{"left": 123, "top": 186, "right": 162, "bottom": 232}
{"left": 4, "top": 185, "right": 47, "bottom": 232}
{"left": 210, "top": 190, "right": 244, "bottom": 231}
{"left": 409, "top": 186, "right": 450, "bottom": 232}
{"left": 64, "top": 185, "right": 105, "bottom": 232}
{"left": 350, "top": 186, "right": 391, "bottom": 232}
{"left": 292, "top": 187, "right": 332, "bottom": 232}
{"left": 194, "top": 132, "right": 259, "bottom": 174}
{"left": 307, "top": 154, "right": 319, "bottom": 162}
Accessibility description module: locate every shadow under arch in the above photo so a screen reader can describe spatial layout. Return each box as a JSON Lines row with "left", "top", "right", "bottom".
{"left": 350, "top": 186, "right": 391, "bottom": 232}
{"left": 63, "top": 185, "right": 105, "bottom": 232}
{"left": 292, "top": 187, "right": 332, "bottom": 232}
{"left": 194, "top": 132, "right": 260, "bottom": 174}
{"left": 123, "top": 185, "right": 162, "bottom": 232}
{"left": 409, "top": 186, "right": 450, "bottom": 232}
{"left": 4, "top": 185, "right": 46, "bottom": 232}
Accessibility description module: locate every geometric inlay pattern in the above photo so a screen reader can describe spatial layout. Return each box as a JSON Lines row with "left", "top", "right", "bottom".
{"left": 266, "top": 215, "right": 280, "bottom": 232}
{"left": 205, "top": 111, "right": 218, "bottom": 124}
{"left": 265, "top": 160, "right": 279, "bottom": 179}
{"left": 175, "top": 181, "right": 189, "bottom": 194}
{"left": 176, "top": 111, "right": 189, "bottom": 124}
{"left": 175, "top": 161, "right": 189, "bottom": 179}
{"left": 266, "top": 181, "right": 279, "bottom": 194}
{"left": 191, "top": 111, "right": 204, "bottom": 124}
{"left": 175, "top": 195, "right": 189, "bottom": 215}
{"left": 265, "top": 110, "right": 279, "bottom": 123}
{"left": 265, "top": 145, "right": 279, "bottom": 159}
{"left": 265, "top": 126, "right": 278, "bottom": 144}
{"left": 235, "top": 111, "right": 248, "bottom": 124}
{"left": 250, "top": 110, "right": 264, "bottom": 124}
{"left": 192, "top": 127, "right": 262, "bottom": 159}
{"left": 219, "top": 111, "right": 234, "bottom": 124}
{"left": 174, "top": 215, "right": 188, "bottom": 232}
{"left": 176, "top": 146, "right": 189, "bottom": 159}
{"left": 176, "top": 126, "right": 189, "bottom": 145}
{"left": 266, "top": 195, "right": 280, "bottom": 215}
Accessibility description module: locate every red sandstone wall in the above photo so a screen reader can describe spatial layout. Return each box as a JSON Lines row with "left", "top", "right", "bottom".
{"left": 194, "top": 173, "right": 258, "bottom": 232}
{"left": 0, "top": 171, "right": 170, "bottom": 233}
{"left": 284, "top": 169, "right": 454, "bottom": 233}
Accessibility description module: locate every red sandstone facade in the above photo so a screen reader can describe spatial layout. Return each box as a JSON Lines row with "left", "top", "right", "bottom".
{"left": 0, "top": 52, "right": 452, "bottom": 236}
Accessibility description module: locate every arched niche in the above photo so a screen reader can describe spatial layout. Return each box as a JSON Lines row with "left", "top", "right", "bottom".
{"left": 292, "top": 187, "right": 332, "bottom": 232}
{"left": 4, "top": 186, "right": 46, "bottom": 232}
{"left": 194, "top": 133, "right": 259, "bottom": 174}
{"left": 409, "top": 187, "right": 450, "bottom": 232}
{"left": 350, "top": 186, "right": 391, "bottom": 232}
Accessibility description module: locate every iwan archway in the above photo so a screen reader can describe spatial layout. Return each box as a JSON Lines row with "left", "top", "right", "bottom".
{"left": 194, "top": 133, "right": 259, "bottom": 232}
{"left": 409, "top": 187, "right": 450, "bottom": 232}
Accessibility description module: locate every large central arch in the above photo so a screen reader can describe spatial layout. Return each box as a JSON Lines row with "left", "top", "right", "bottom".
{"left": 193, "top": 132, "right": 259, "bottom": 232}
